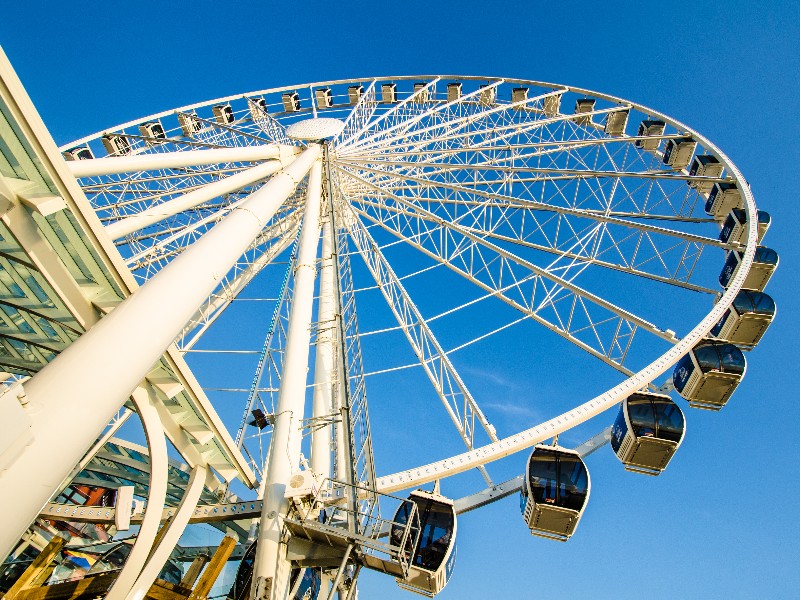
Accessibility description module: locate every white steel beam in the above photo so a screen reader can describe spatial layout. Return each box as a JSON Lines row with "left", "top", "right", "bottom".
{"left": 105, "top": 156, "right": 296, "bottom": 241}
{"left": 310, "top": 217, "right": 336, "bottom": 479}
{"left": 125, "top": 464, "right": 207, "bottom": 600}
{"left": 0, "top": 145, "right": 319, "bottom": 562}
{"left": 105, "top": 387, "right": 169, "bottom": 600}
{"left": 252, "top": 155, "right": 323, "bottom": 600}
{"left": 66, "top": 145, "right": 299, "bottom": 178}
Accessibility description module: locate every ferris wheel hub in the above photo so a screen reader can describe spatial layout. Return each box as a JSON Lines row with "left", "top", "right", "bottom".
{"left": 286, "top": 117, "right": 345, "bottom": 141}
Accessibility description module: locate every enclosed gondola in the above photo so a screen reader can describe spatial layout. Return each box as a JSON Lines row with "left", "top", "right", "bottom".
{"left": 710, "top": 290, "right": 776, "bottom": 347}
{"left": 673, "top": 341, "right": 746, "bottom": 410}
{"left": 392, "top": 490, "right": 457, "bottom": 597}
{"left": 611, "top": 392, "right": 685, "bottom": 475}
{"left": 719, "top": 246, "right": 778, "bottom": 292}
{"left": 519, "top": 445, "right": 590, "bottom": 541}
{"left": 227, "top": 541, "right": 320, "bottom": 600}
{"left": 705, "top": 182, "right": 743, "bottom": 219}
{"left": 718, "top": 208, "right": 771, "bottom": 246}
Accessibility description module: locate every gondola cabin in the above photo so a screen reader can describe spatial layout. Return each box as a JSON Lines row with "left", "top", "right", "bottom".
{"left": 574, "top": 98, "right": 595, "bottom": 124}
{"left": 348, "top": 85, "right": 364, "bottom": 105}
{"left": 689, "top": 154, "right": 724, "bottom": 194}
{"left": 543, "top": 93, "right": 561, "bottom": 117}
{"left": 227, "top": 541, "right": 320, "bottom": 600}
{"left": 512, "top": 86, "right": 529, "bottom": 105}
{"left": 520, "top": 445, "right": 590, "bottom": 541}
{"left": 381, "top": 83, "right": 397, "bottom": 104}
{"left": 101, "top": 133, "right": 131, "bottom": 156}
{"left": 611, "top": 392, "right": 685, "bottom": 475}
{"left": 213, "top": 103, "right": 235, "bottom": 125}
{"left": 635, "top": 119, "right": 665, "bottom": 150}
{"left": 673, "top": 341, "right": 746, "bottom": 410}
{"left": 315, "top": 87, "right": 333, "bottom": 108}
{"left": 248, "top": 96, "right": 267, "bottom": 121}
{"left": 178, "top": 112, "right": 203, "bottom": 137}
{"left": 662, "top": 136, "right": 697, "bottom": 169}
{"left": 62, "top": 145, "right": 94, "bottom": 161}
{"left": 414, "top": 82, "right": 432, "bottom": 103}
{"left": 705, "top": 182, "right": 743, "bottom": 219}
{"left": 392, "top": 490, "right": 457, "bottom": 597}
{"left": 719, "top": 246, "right": 778, "bottom": 292}
{"left": 604, "top": 108, "right": 629, "bottom": 136}
{"left": 479, "top": 84, "right": 496, "bottom": 107}
{"left": 138, "top": 121, "right": 166, "bottom": 145}
{"left": 446, "top": 82, "right": 462, "bottom": 102}
{"left": 282, "top": 92, "right": 301, "bottom": 112}
{"left": 710, "top": 290, "right": 776, "bottom": 348}
{"left": 718, "top": 208, "right": 771, "bottom": 246}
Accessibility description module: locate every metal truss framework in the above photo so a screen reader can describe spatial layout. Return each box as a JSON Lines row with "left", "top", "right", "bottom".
{"left": 0, "top": 66, "right": 767, "bottom": 600}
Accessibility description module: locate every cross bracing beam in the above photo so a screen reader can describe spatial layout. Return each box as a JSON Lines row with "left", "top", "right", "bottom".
{"left": 344, "top": 205, "right": 499, "bottom": 482}
{"left": 340, "top": 162, "right": 721, "bottom": 288}
{"left": 66, "top": 145, "right": 298, "bottom": 178}
{"left": 337, "top": 80, "right": 379, "bottom": 147}
{"left": 350, "top": 196, "right": 718, "bottom": 294}
{"left": 341, "top": 98, "right": 623, "bottom": 158}
{"left": 104, "top": 155, "right": 296, "bottom": 240}
{"left": 342, "top": 171, "right": 678, "bottom": 369}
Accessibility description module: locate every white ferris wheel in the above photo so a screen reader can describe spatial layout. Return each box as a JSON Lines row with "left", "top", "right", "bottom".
{"left": 0, "top": 73, "right": 778, "bottom": 600}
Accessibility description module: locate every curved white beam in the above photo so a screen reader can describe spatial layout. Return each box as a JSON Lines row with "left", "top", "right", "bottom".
{"left": 105, "top": 387, "right": 169, "bottom": 600}
{"left": 67, "top": 144, "right": 299, "bottom": 178}
{"left": 125, "top": 464, "right": 207, "bottom": 600}
{"left": 0, "top": 145, "right": 319, "bottom": 562}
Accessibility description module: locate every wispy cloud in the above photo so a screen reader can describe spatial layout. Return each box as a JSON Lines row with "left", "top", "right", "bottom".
{"left": 482, "top": 401, "right": 538, "bottom": 420}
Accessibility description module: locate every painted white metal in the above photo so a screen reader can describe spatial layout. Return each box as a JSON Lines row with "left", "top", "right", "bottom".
{"left": 0, "top": 146, "right": 318, "bottom": 561}
{"left": 66, "top": 145, "right": 297, "bottom": 178}
{"left": 125, "top": 464, "right": 207, "bottom": 600}
{"left": 105, "top": 387, "right": 169, "bottom": 600}
{"left": 105, "top": 156, "right": 294, "bottom": 240}
{"left": 252, "top": 155, "right": 323, "bottom": 600}
{"left": 310, "top": 217, "right": 336, "bottom": 479}
{"left": 375, "top": 146, "right": 758, "bottom": 493}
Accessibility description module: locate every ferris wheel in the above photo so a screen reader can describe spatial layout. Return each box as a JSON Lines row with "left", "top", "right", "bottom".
{"left": 53, "top": 75, "right": 776, "bottom": 598}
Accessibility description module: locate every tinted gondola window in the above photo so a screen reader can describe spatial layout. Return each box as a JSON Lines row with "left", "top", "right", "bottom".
{"left": 693, "top": 345, "right": 723, "bottom": 372}
{"left": 652, "top": 398, "right": 684, "bottom": 442}
{"left": 719, "top": 345, "right": 746, "bottom": 373}
{"left": 528, "top": 449, "right": 588, "bottom": 512}
{"left": 627, "top": 397, "right": 657, "bottom": 438}
{"left": 414, "top": 498, "right": 454, "bottom": 571}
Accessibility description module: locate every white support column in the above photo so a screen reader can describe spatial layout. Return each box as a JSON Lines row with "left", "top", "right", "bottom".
{"left": 105, "top": 387, "right": 169, "bottom": 600}
{"left": 124, "top": 464, "right": 207, "bottom": 600}
{"left": 252, "top": 152, "right": 324, "bottom": 600}
{"left": 66, "top": 145, "right": 298, "bottom": 178}
{"left": 310, "top": 217, "right": 336, "bottom": 480}
{"left": 0, "top": 145, "right": 319, "bottom": 562}
{"left": 106, "top": 156, "right": 293, "bottom": 241}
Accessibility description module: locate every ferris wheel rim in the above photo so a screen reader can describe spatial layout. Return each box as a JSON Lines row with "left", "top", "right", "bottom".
{"left": 62, "top": 74, "right": 761, "bottom": 493}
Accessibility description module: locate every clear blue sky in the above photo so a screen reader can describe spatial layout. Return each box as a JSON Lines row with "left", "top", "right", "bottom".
{"left": 1, "top": 2, "right": 798, "bottom": 598}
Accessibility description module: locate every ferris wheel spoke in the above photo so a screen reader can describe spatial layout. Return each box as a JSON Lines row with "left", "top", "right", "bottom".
{"left": 345, "top": 100, "right": 624, "bottom": 159}
{"left": 339, "top": 78, "right": 442, "bottom": 150}
{"left": 339, "top": 79, "right": 505, "bottom": 151}
{"left": 346, "top": 181, "right": 681, "bottom": 374}
{"left": 354, "top": 197, "right": 717, "bottom": 294}
{"left": 339, "top": 156, "right": 723, "bottom": 185}
{"left": 341, "top": 163, "right": 725, "bottom": 246}
{"left": 179, "top": 218, "right": 302, "bottom": 350}
{"left": 343, "top": 205, "right": 499, "bottom": 478}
